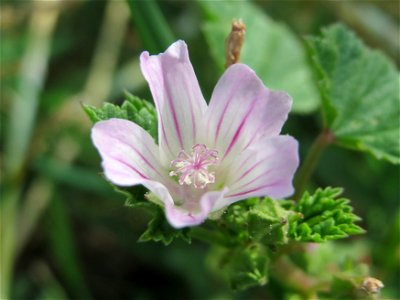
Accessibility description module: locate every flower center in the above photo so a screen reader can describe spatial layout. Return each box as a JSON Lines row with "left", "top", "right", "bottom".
{"left": 169, "top": 144, "right": 219, "bottom": 189}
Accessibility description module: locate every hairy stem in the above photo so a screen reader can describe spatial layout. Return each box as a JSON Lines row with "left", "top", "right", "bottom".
{"left": 271, "top": 256, "right": 329, "bottom": 299}
{"left": 293, "top": 129, "right": 335, "bottom": 201}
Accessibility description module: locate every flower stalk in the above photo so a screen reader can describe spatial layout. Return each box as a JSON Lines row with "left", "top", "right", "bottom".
{"left": 272, "top": 256, "right": 329, "bottom": 299}
{"left": 293, "top": 129, "right": 335, "bottom": 201}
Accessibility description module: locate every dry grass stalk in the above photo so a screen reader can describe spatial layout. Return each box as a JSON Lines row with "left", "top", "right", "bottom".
{"left": 225, "top": 19, "right": 246, "bottom": 69}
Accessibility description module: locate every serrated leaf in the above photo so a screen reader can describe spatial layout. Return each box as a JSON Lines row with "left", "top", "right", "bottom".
{"left": 289, "top": 187, "right": 365, "bottom": 242}
{"left": 307, "top": 24, "right": 400, "bottom": 164}
{"left": 113, "top": 186, "right": 156, "bottom": 210}
{"left": 199, "top": 1, "right": 319, "bottom": 113}
{"left": 138, "top": 208, "right": 191, "bottom": 246}
{"left": 83, "top": 92, "right": 158, "bottom": 139}
{"left": 114, "top": 187, "right": 190, "bottom": 245}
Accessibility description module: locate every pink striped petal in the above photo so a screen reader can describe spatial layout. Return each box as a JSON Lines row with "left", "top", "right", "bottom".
{"left": 214, "top": 135, "right": 298, "bottom": 210}
{"left": 206, "top": 64, "right": 292, "bottom": 164}
{"left": 91, "top": 118, "right": 168, "bottom": 186}
{"left": 140, "top": 40, "right": 207, "bottom": 164}
{"left": 133, "top": 180, "right": 228, "bottom": 228}
{"left": 164, "top": 188, "right": 228, "bottom": 228}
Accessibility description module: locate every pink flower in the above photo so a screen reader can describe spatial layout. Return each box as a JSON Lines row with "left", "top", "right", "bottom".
{"left": 91, "top": 41, "right": 299, "bottom": 228}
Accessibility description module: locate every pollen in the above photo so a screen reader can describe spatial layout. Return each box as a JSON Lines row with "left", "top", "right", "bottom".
{"left": 169, "top": 144, "right": 219, "bottom": 189}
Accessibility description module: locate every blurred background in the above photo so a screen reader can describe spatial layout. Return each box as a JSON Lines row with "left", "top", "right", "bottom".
{"left": 1, "top": 1, "right": 399, "bottom": 299}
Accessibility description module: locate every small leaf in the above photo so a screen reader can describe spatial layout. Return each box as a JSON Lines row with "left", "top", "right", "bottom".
{"left": 138, "top": 208, "right": 191, "bottom": 246}
{"left": 83, "top": 92, "right": 158, "bottom": 139}
{"left": 114, "top": 187, "right": 190, "bottom": 245}
{"left": 199, "top": 1, "right": 319, "bottom": 113}
{"left": 113, "top": 186, "right": 156, "bottom": 210}
{"left": 289, "top": 187, "right": 365, "bottom": 242}
{"left": 307, "top": 24, "right": 400, "bottom": 164}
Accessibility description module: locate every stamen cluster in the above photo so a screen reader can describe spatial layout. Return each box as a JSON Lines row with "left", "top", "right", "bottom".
{"left": 170, "top": 144, "right": 218, "bottom": 189}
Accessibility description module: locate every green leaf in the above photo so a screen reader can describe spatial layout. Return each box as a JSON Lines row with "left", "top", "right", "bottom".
{"left": 221, "top": 243, "right": 269, "bottom": 291}
{"left": 83, "top": 92, "right": 158, "bottom": 139}
{"left": 115, "top": 187, "right": 190, "bottom": 246}
{"left": 138, "top": 208, "right": 191, "bottom": 246}
{"left": 307, "top": 24, "right": 400, "bottom": 164}
{"left": 114, "top": 186, "right": 156, "bottom": 210}
{"left": 199, "top": 1, "right": 319, "bottom": 113}
{"left": 289, "top": 187, "right": 365, "bottom": 242}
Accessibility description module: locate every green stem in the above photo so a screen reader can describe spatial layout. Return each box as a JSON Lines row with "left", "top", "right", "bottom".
{"left": 190, "top": 227, "right": 232, "bottom": 247}
{"left": 293, "top": 129, "right": 334, "bottom": 201}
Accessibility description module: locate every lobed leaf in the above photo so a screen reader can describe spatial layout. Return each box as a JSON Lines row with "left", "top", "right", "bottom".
{"left": 289, "top": 187, "right": 365, "bottom": 242}
{"left": 307, "top": 24, "right": 400, "bottom": 164}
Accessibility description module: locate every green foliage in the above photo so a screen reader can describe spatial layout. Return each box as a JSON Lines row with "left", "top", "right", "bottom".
{"left": 114, "top": 186, "right": 156, "bottom": 210}
{"left": 83, "top": 92, "right": 158, "bottom": 139}
{"left": 210, "top": 188, "right": 365, "bottom": 291}
{"left": 138, "top": 207, "right": 191, "bottom": 246}
{"left": 320, "top": 258, "right": 376, "bottom": 299}
{"left": 247, "top": 198, "right": 292, "bottom": 245}
{"left": 222, "top": 198, "right": 294, "bottom": 246}
{"left": 199, "top": 0, "right": 319, "bottom": 113}
{"left": 115, "top": 188, "right": 190, "bottom": 246}
{"left": 220, "top": 188, "right": 363, "bottom": 247}
{"left": 289, "top": 187, "right": 365, "bottom": 242}
{"left": 222, "top": 243, "right": 269, "bottom": 291}
{"left": 307, "top": 24, "right": 400, "bottom": 164}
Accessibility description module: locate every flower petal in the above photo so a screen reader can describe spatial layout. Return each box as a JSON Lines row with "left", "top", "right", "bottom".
{"left": 140, "top": 40, "right": 207, "bottom": 164}
{"left": 164, "top": 188, "right": 229, "bottom": 228}
{"left": 214, "top": 135, "right": 298, "bottom": 210}
{"left": 91, "top": 118, "right": 168, "bottom": 186}
{"left": 206, "top": 64, "right": 292, "bottom": 164}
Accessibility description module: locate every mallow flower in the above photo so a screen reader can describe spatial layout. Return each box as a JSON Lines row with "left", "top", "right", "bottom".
{"left": 91, "top": 41, "right": 299, "bottom": 228}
